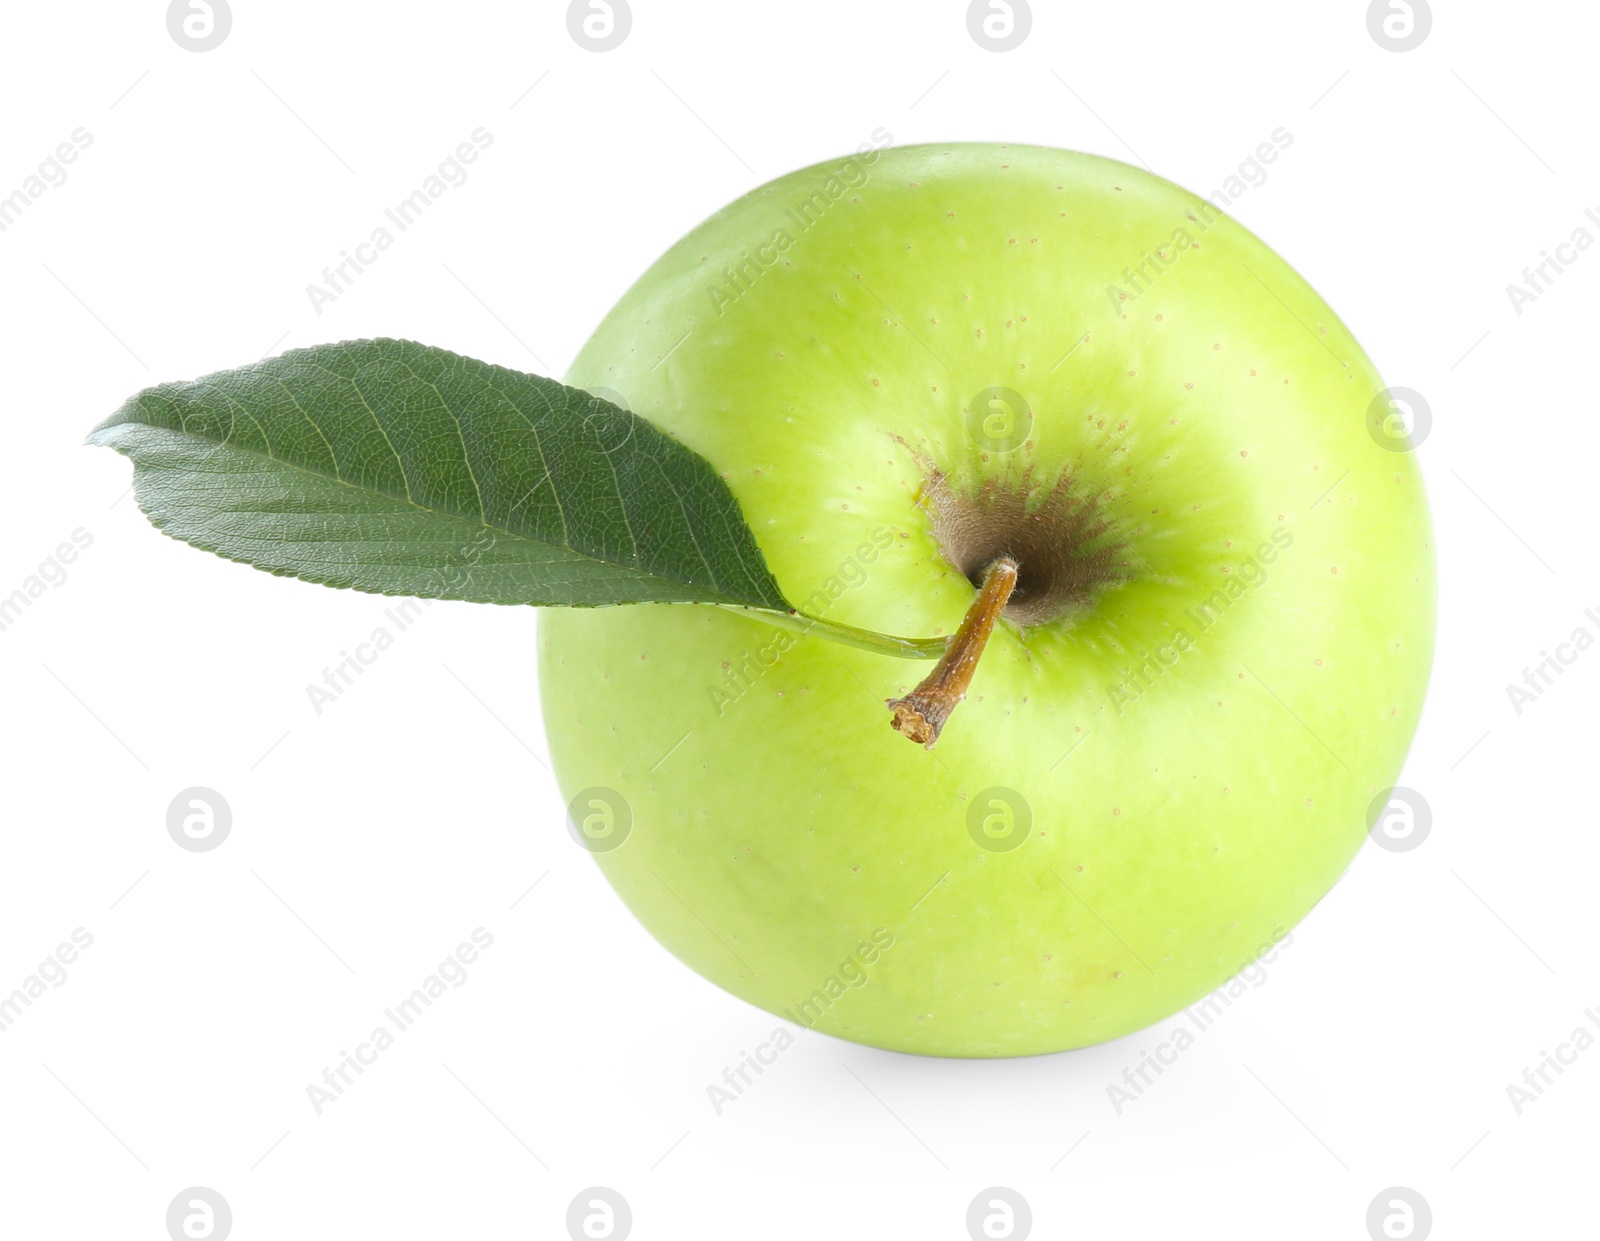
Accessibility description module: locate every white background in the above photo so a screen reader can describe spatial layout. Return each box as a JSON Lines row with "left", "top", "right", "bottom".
{"left": 1, "top": 1, "right": 1594, "bottom": 1237}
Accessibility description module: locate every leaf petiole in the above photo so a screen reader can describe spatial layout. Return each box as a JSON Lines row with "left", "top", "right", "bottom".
{"left": 718, "top": 606, "right": 950, "bottom": 661}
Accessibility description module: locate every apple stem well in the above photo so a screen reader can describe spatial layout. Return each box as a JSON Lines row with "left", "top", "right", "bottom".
{"left": 885, "top": 556, "right": 1019, "bottom": 748}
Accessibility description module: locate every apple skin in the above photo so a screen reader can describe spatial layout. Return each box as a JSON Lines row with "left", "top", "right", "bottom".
{"left": 538, "top": 143, "right": 1434, "bottom": 1057}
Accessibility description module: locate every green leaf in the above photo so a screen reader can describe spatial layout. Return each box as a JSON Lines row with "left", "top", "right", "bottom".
{"left": 88, "top": 338, "right": 791, "bottom": 612}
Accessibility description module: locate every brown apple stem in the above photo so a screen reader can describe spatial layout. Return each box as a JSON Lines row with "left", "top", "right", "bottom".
{"left": 886, "top": 556, "right": 1018, "bottom": 749}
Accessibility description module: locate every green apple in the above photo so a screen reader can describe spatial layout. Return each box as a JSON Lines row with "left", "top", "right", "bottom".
{"left": 539, "top": 142, "right": 1434, "bottom": 1057}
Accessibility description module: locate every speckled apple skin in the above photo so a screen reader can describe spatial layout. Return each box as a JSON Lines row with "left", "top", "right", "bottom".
{"left": 538, "top": 143, "right": 1435, "bottom": 1057}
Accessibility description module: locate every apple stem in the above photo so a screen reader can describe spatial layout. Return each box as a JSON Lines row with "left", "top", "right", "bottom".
{"left": 886, "top": 557, "right": 1018, "bottom": 748}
